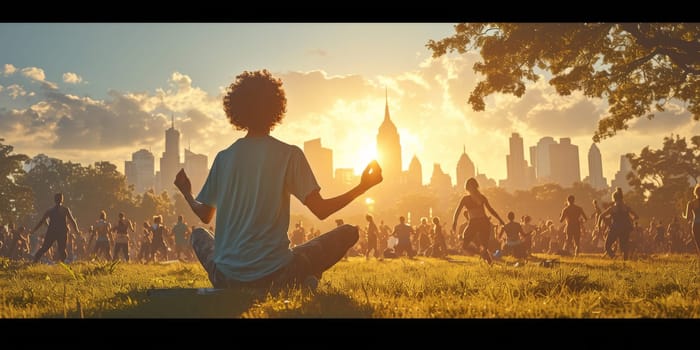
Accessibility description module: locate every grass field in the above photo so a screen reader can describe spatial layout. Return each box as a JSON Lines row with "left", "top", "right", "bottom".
{"left": 1, "top": 253, "right": 699, "bottom": 318}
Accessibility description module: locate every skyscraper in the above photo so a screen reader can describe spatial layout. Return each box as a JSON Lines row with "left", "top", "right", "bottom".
{"left": 530, "top": 136, "right": 556, "bottom": 182}
{"left": 611, "top": 155, "right": 633, "bottom": 192}
{"left": 407, "top": 155, "right": 423, "bottom": 188}
{"left": 158, "top": 115, "right": 181, "bottom": 192}
{"left": 429, "top": 163, "right": 452, "bottom": 194}
{"left": 124, "top": 149, "right": 155, "bottom": 193}
{"left": 303, "top": 138, "right": 333, "bottom": 191}
{"left": 502, "top": 132, "right": 531, "bottom": 191}
{"left": 184, "top": 148, "right": 208, "bottom": 194}
{"left": 376, "top": 89, "right": 402, "bottom": 186}
{"left": 587, "top": 143, "right": 608, "bottom": 190}
{"left": 456, "top": 145, "right": 475, "bottom": 189}
{"left": 549, "top": 137, "right": 581, "bottom": 187}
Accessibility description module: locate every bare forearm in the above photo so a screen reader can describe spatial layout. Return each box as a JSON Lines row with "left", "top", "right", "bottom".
{"left": 309, "top": 185, "right": 367, "bottom": 220}
{"left": 183, "top": 190, "right": 214, "bottom": 224}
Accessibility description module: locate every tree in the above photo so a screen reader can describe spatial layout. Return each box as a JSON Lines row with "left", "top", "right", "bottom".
{"left": 0, "top": 139, "right": 34, "bottom": 225}
{"left": 428, "top": 23, "right": 700, "bottom": 142}
{"left": 627, "top": 134, "right": 699, "bottom": 219}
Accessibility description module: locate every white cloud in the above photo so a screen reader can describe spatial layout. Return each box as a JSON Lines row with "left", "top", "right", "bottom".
{"left": 3, "top": 64, "right": 17, "bottom": 76}
{"left": 21, "top": 67, "right": 46, "bottom": 81}
{"left": 62, "top": 72, "right": 83, "bottom": 84}
{"left": 170, "top": 71, "right": 192, "bottom": 92}
{"left": 6, "top": 84, "right": 27, "bottom": 99}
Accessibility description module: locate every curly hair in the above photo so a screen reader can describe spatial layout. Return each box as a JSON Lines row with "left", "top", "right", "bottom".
{"left": 222, "top": 70, "right": 287, "bottom": 132}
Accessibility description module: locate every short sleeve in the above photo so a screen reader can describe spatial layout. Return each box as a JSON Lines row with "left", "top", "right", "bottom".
{"left": 196, "top": 153, "right": 219, "bottom": 208}
{"left": 286, "top": 146, "right": 321, "bottom": 204}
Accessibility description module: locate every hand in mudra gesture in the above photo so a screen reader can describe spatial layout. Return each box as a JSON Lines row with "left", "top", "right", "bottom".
{"left": 174, "top": 168, "right": 191, "bottom": 194}
{"left": 360, "top": 160, "right": 383, "bottom": 190}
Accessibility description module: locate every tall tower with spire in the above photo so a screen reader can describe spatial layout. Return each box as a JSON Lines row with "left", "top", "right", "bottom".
{"left": 456, "top": 145, "right": 475, "bottom": 189}
{"left": 158, "top": 113, "right": 181, "bottom": 192}
{"left": 376, "top": 89, "right": 402, "bottom": 184}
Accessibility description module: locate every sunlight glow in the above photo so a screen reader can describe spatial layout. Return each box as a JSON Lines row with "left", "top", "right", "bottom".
{"left": 354, "top": 145, "right": 377, "bottom": 175}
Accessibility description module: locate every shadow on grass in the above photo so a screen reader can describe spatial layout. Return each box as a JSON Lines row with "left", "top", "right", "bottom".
{"left": 102, "top": 288, "right": 259, "bottom": 318}
{"left": 90, "top": 288, "right": 373, "bottom": 318}
{"left": 265, "top": 291, "right": 374, "bottom": 318}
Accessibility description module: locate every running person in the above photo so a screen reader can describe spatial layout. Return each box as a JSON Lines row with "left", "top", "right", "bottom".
{"left": 112, "top": 212, "right": 134, "bottom": 262}
{"left": 597, "top": 187, "right": 639, "bottom": 260}
{"left": 682, "top": 184, "right": 700, "bottom": 256}
{"left": 31, "top": 193, "right": 80, "bottom": 263}
{"left": 145, "top": 215, "right": 168, "bottom": 262}
{"left": 559, "top": 195, "right": 588, "bottom": 256}
{"left": 452, "top": 177, "right": 505, "bottom": 265}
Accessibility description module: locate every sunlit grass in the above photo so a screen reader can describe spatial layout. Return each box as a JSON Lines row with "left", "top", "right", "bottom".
{"left": 1, "top": 254, "right": 699, "bottom": 318}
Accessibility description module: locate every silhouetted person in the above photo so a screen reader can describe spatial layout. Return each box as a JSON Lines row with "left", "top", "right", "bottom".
{"left": 452, "top": 178, "right": 505, "bottom": 265}
{"left": 416, "top": 217, "right": 432, "bottom": 256}
{"left": 290, "top": 222, "right": 306, "bottom": 248}
{"left": 365, "top": 214, "right": 380, "bottom": 259}
{"left": 500, "top": 212, "right": 525, "bottom": 259}
{"left": 145, "top": 215, "right": 168, "bottom": 262}
{"left": 172, "top": 215, "right": 190, "bottom": 261}
{"left": 31, "top": 193, "right": 79, "bottom": 263}
{"left": 559, "top": 195, "right": 588, "bottom": 256}
{"left": 393, "top": 216, "right": 415, "bottom": 258}
{"left": 92, "top": 210, "right": 112, "bottom": 260}
{"left": 683, "top": 184, "right": 700, "bottom": 256}
{"left": 597, "top": 188, "right": 638, "bottom": 260}
{"left": 112, "top": 212, "right": 134, "bottom": 262}
{"left": 174, "top": 69, "right": 382, "bottom": 291}
{"left": 429, "top": 216, "right": 447, "bottom": 258}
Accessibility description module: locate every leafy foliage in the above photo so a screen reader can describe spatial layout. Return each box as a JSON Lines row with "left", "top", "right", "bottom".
{"left": 626, "top": 134, "right": 699, "bottom": 218}
{"left": 427, "top": 23, "right": 700, "bottom": 141}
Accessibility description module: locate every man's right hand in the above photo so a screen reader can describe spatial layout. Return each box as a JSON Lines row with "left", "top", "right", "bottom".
{"left": 174, "top": 168, "right": 191, "bottom": 195}
{"left": 360, "top": 160, "right": 383, "bottom": 191}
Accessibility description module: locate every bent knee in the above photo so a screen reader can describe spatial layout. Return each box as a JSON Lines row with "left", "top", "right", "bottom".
{"left": 341, "top": 224, "right": 359, "bottom": 245}
{"left": 190, "top": 227, "right": 213, "bottom": 245}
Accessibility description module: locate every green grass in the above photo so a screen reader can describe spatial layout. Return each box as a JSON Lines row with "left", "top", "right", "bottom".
{"left": 1, "top": 254, "right": 699, "bottom": 318}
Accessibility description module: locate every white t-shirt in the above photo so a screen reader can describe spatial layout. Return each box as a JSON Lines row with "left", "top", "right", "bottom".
{"left": 196, "top": 135, "right": 320, "bottom": 282}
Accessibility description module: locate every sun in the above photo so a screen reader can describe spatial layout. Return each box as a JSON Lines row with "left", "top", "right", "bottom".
{"left": 353, "top": 144, "right": 377, "bottom": 175}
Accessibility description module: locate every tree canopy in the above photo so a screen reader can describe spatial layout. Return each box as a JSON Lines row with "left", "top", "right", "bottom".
{"left": 427, "top": 23, "right": 699, "bottom": 142}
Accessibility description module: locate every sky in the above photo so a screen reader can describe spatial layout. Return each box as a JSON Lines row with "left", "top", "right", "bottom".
{"left": 1, "top": 23, "right": 697, "bottom": 186}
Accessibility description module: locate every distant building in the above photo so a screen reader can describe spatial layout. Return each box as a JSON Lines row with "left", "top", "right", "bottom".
{"left": 456, "top": 145, "right": 475, "bottom": 189}
{"left": 334, "top": 168, "right": 358, "bottom": 191}
{"left": 124, "top": 149, "right": 155, "bottom": 193}
{"left": 549, "top": 137, "right": 581, "bottom": 188}
{"left": 501, "top": 132, "right": 533, "bottom": 191}
{"left": 304, "top": 138, "right": 333, "bottom": 191}
{"left": 184, "top": 148, "right": 208, "bottom": 194}
{"left": 530, "top": 136, "right": 556, "bottom": 183}
{"left": 407, "top": 155, "right": 423, "bottom": 188}
{"left": 158, "top": 115, "right": 181, "bottom": 192}
{"left": 586, "top": 143, "right": 608, "bottom": 190}
{"left": 611, "top": 155, "right": 634, "bottom": 192}
{"left": 429, "top": 163, "right": 452, "bottom": 194}
{"left": 376, "top": 89, "right": 402, "bottom": 187}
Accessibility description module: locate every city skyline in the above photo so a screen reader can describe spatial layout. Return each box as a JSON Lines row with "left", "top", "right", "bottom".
{"left": 1, "top": 23, "right": 697, "bottom": 188}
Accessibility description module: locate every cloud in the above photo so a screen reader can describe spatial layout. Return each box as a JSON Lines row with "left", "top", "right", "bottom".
{"left": 628, "top": 101, "right": 693, "bottom": 133}
{"left": 170, "top": 71, "right": 192, "bottom": 92}
{"left": 6, "top": 84, "right": 27, "bottom": 99}
{"left": 20, "top": 66, "right": 58, "bottom": 90}
{"left": 62, "top": 72, "right": 83, "bottom": 84}
{"left": 21, "top": 67, "right": 46, "bottom": 81}
{"left": 306, "top": 49, "right": 328, "bottom": 57}
{"left": 3, "top": 64, "right": 17, "bottom": 76}
{"left": 525, "top": 99, "right": 602, "bottom": 136}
